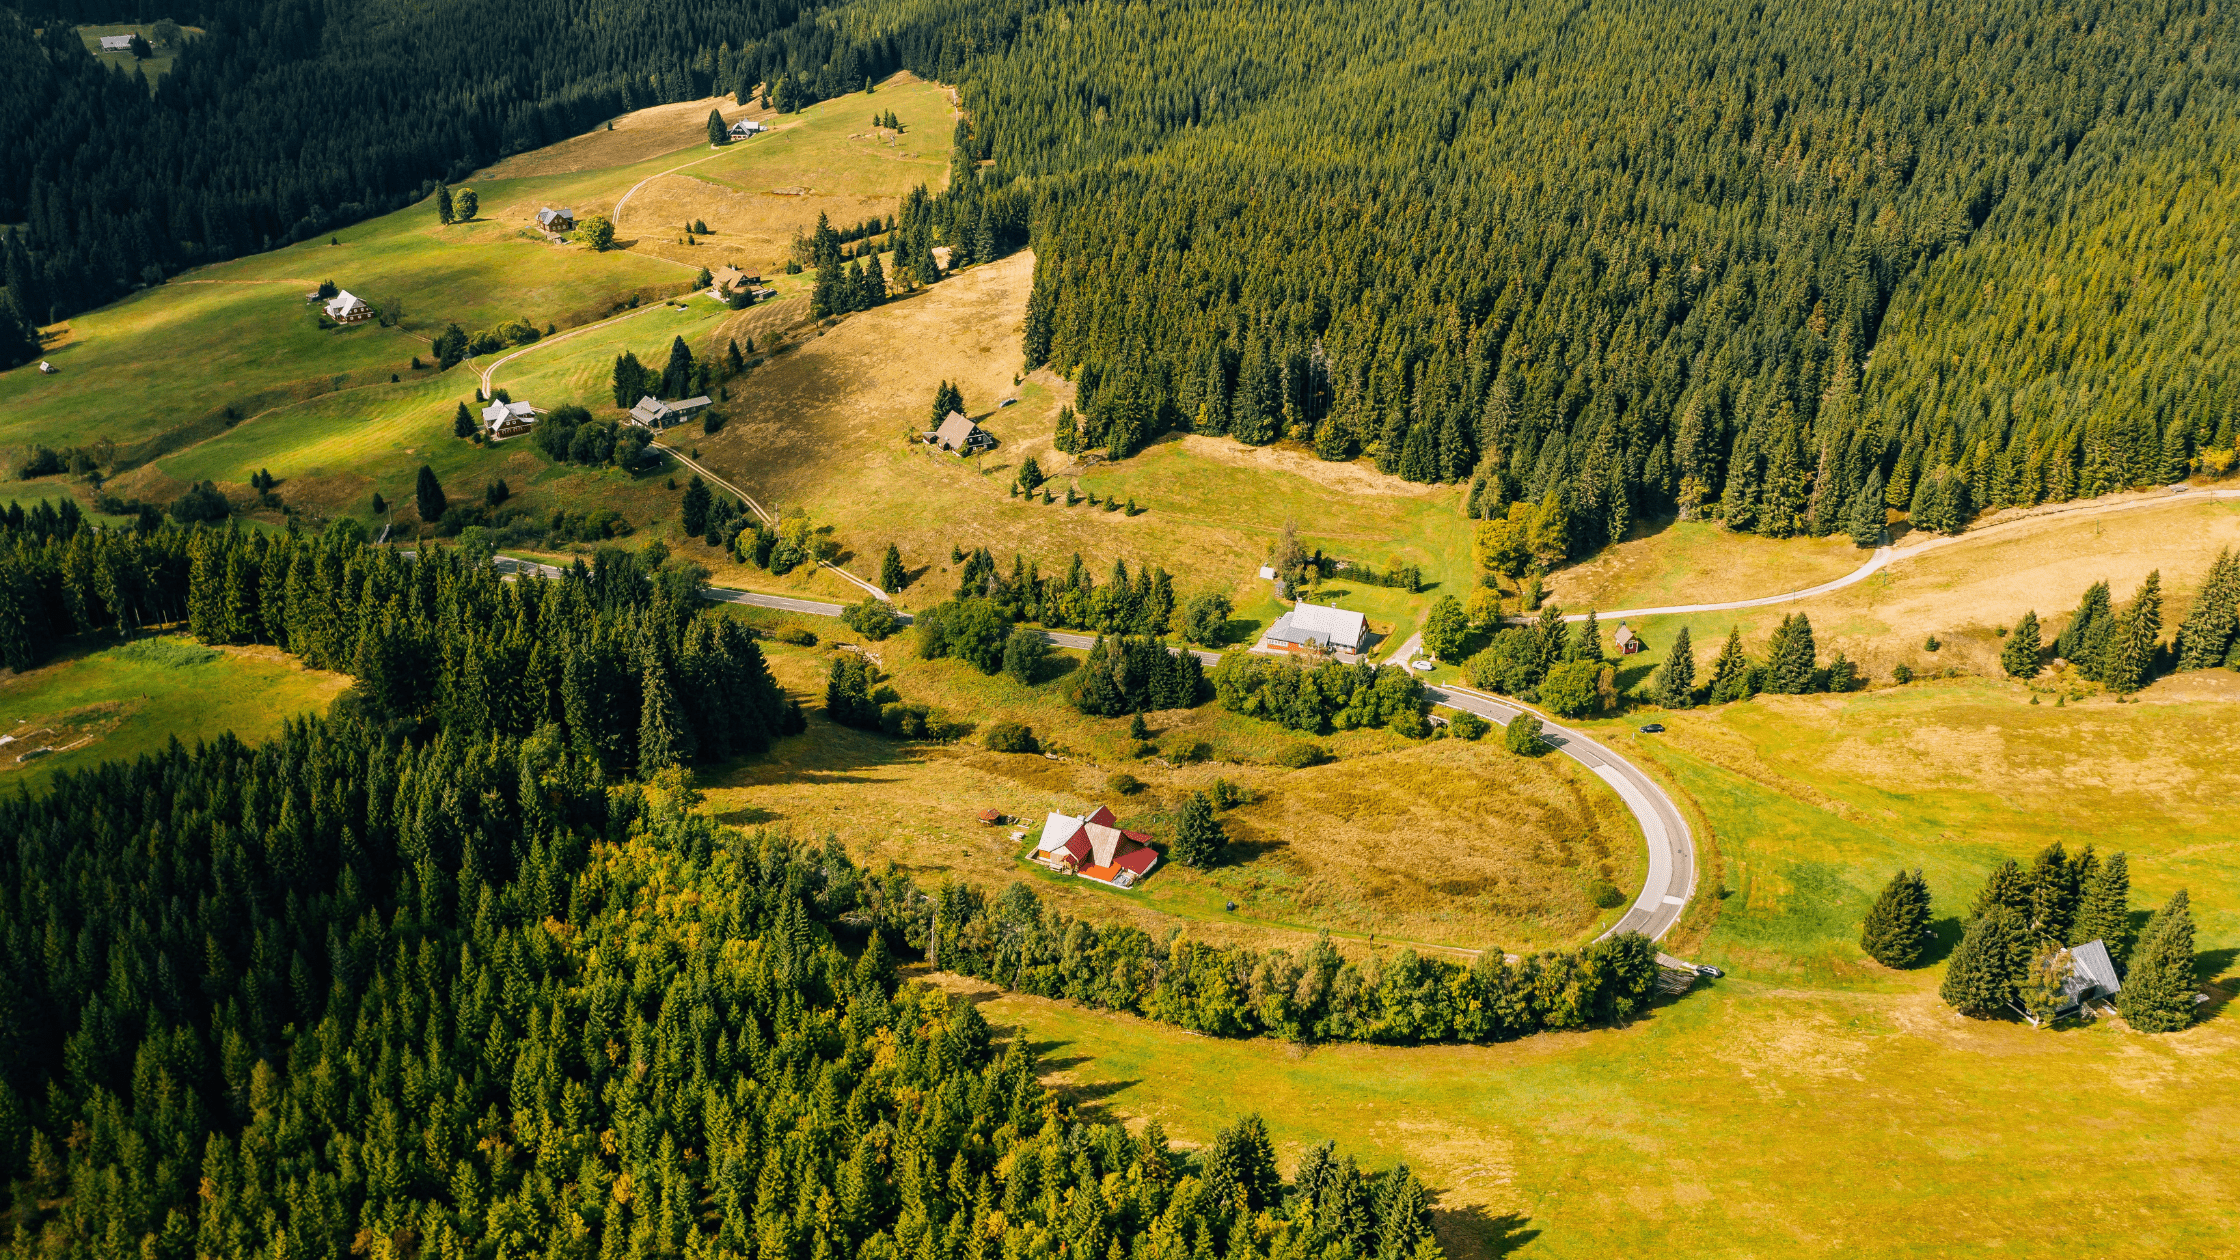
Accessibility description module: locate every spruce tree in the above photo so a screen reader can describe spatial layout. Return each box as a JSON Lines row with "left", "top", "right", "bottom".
{"left": 2102, "top": 569, "right": 2162, "bottom": 694}
{"left": 2070, "top": 851, "right": 2133, "bottom": 963}
{"left": 661, "top": 336, "right": 695, "bottom": 399}
{"left": 881, "top": 543, "right": 906, "bottom": 592}
{"left": 2174, "top": 548, "right": 2239, "bottom": 669}
{"left": 1763, "top": 613, "right": 1817, "bottom": 694}
{"left": 680, "top": 476, "right": 712, "bottom": 536}
{"left": 2001, "top": 610, "right": 2041, "bottom": 678}
{"left": 1940, "top": 904, "right": 2026, "bottom": 1017}
{"left": 452, "top": 402, "right": 476, "bottom": 438}
{"left": 2055, "top": 580, "right": 2111, "bottom": 676}
{"left": 2116, "top": 890, "right": 2197, "bottom": 1032}
{"left": 1970, "top": 859, "right": 2032, "bottom": 922}
{"left": 1171, "top": 791, "right": 1226, "bottom": 869}
{"left": 726, "top": 338, "right": 746, "bottom": 374}
{"left": 1706, "top": 627, "right": 1754, "bottom": 703}
{"left": 415, "top": 465, "right": 446, "bottom": 522}
{"left": 1570, "top": 609, "right": 1604, "bottom": 662}
{"left": 1860, "top": 869, "right": 1932, "bottom": 968}
{"left": 707, "top": 108, "right": 727, "bottom": 145}
{"left": 2025, "top": 842, "right": 2079, "bottom": 943}
{"left": 637, "top": 661, "right": 692, "bottom": 772}
{"left": 1652, "top": 625, "right": 1695, "bottom": 707}
{"left": 1846, "top": 469, "right": 1886, "bottom": 546}
{"left": 435, "top": 182, "right": 453, "bottom": 225}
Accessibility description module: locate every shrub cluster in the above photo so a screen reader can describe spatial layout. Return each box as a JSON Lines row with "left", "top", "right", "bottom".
{"left": 1211, "top": 652, "right": 1428, "bottom": 736}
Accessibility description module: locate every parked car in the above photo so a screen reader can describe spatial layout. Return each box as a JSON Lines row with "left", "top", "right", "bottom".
{"left": 1695, "top": 964, "right": 1724, "bottom": 978}
{"left": 1639, "top": 722, "right": 1665, "bottom": 733}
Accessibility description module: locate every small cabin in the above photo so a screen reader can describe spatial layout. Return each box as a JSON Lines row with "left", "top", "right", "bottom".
{"left": 323, "top": 290, "right": 373, "bottom": 323}
{"left": 728, "top": 119, "right": 767, "bottom": 138}
{"left": 929, "top": 410, "right": 995, "bottom": 454}
{"left": 98, "top": 34, "right": 136, "bottom": 51}
{"left": 1614, "top": 623, "right": 1644, "bottom": 655}
{"left": 536, "top": 207, "right": 577, "bottom": 231}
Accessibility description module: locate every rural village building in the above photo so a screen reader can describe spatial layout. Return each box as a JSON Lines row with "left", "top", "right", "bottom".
{"left": 481, "top": 399, "right": 539, "bottom": 439}
{"left": 628, "top": 394, "right": 711, "bottom": 429}
{"left": 1032, "top": 804, "right": 1159, "bottom": 887}
{"left": 1263, "top": 601, "right": 1369, "bottom": 657}
{"left": 728, "top": 119, "right": 767, "bottom": 137}
{"left": 929, "top": 410, "right": 995, "bottom": 454}
{"left": 2021, "top": 940, "right": 2124, "bottom": 1026}
{"left": 98, "top": 34, "right": 135, "bottom": 50}
{"left": 536, "top": 207, "right": 576, "bottom": 231}
{"left": 37, "top": 362, "right": 55, "bottom": 374}
{"left": 323, "top": 290, "right": 373, "bottom": 323}
{"left": 1614, "top": 623, "right": 1644, "bottom": 655}
{"left": 709, "top": 265, "right": 753, "bottom": 299}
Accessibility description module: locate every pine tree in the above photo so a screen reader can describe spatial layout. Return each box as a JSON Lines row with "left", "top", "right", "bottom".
{"left": 661, "top": 336, "right": 695, "bottom": 399}
{"left": 1570, "top": 609, "right": 1604, "bottom": 662}
{"left": 2001, "top": 610, "right": 2041, "bottom": 679}
{"left": 1846, "top": 469, "right": 1886, "bottom": 546}
{"left": 1652, "top": 626, "right": 1695, "bottom": 707}
{"left": 2025, "top": 842, "right": 2079, "bottom": 943}
{"left": 453, "top": 401, "right": 476, "bottom": 438}
{"left": 2116, "top": 890, "right": 2197, "bottom": 1032}
{"left": 435, "top": 182, "right": 453, "bottom": 225}
{"left": 2174, "top": 548, "right": 2239, "bottom": 669}
{"left": 1763, "top": 613, "right": 1817, "bottom": 694}
{"left": 415, "top": 465, "right": 446, "bottom": 522}
{"left": 680, "top": 476, "right": 712, "bottom": 536}
{"left": 1171, "top": 791, "right": 1226, "bottom": 870}
{"left": 2103, "top": 570, "right": 2162, "bottom": 694}
{"left": 1707, "top": 627, "right": 1753, "bottom": 703}
{"left": 881, "top": 544, "right": 906, "bottom": 592}
{"left": 637, "top": 660, "right": 693, "bottom": 771}
{"left": 726, "top": 338, "right": 747, "bottom": 374}
{"left": 2056, "top": 580, "right": 2112, "bottom": 676}
{"left": 1860, "top": 869, "right": 1932, "bottom": 968}
{"left": 1970, "top": 859, "right": 2032, "bottom": 922}
{"left": 708, "top": 108, "right": 728, "bottom": 145}
{"left": 2070, "top": 852, "right": 2133, "bottom": 963}
{"left": 1940, "top": 904, "right": 2027, "bottom": 1017}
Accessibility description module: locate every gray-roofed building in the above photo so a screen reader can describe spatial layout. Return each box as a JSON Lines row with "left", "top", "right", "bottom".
{"left": 628, "top": 394, "right": 712, "bottom": 429}
{"left": 929, "top": 410, "right": 995, "bottom": 454}
{"left": 536, "top": 207, "right": 577, "bottom": 231}
{"left": 99, "top": 34, "right": 136, "bottom": 50}
{"left": 1264, "top": 601, "right": 1369, "bottom": 656}
{"left": 2058, "top": 940, "right": 2123, "bottom": 1015}
{"left": 481, "top": 399, "right": 539, "bottom": 439}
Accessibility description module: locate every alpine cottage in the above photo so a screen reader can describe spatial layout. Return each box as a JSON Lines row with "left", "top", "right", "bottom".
{"left": 323, "top": 290, "right": 373, "bottom": 323}
{"left": 1262, "top": 601, "right": 1369, "bottom": 658}
{"left": 1031, "top": 804, "right": 1160, "bottom": 888}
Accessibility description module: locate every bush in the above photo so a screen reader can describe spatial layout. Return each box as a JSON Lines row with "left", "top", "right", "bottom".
{"left": 1538, "top": 659, "right": 1602, "bottom": 717}
{"left": 1272, "top": 742, "right": 1327, "bottom": 769}
{"left": 170, "top": 481, "right": 230, "bottom": 523}
{"left": 1176, "top": 740, "right": 1214, "bottom": 764}
{"left": 1001, "top": 624, "right": 1049, "bottom": 683}
{"left": 1448, "top": 709, "right": 1490, "bottom": 740}
{"left": 1107, "top": 771, "right": 1144, "bottom": 795}
{"left": 1588, "top": 879, "right": 1625, "bottom": 909}
{"left": 1891, "top": 663, "right": 1914, "bottom": 684}
{"left": 984, "top": 721, "right": 1038, "bottom": 753}
{"left": 15, "top": 447, "right": 64, "bottom": 479}
{"left": 842, "top": 598, "right": 901, "bottom": 641}
{"left": 1505, "top": 714, "right": 1546, "bottom": 755}
{"left": 1209, "top": 777, "right": 1244, "bottom": 808}
{"left": 775, "top": 627, "right": 818, "bottom": 646}
{"left": 878, "top": 701, "right": 944, "bottom": 739}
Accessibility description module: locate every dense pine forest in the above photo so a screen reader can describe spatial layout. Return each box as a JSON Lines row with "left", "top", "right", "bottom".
{"left": 0, "top": 0, "right": 893, "bottom": 332}
{"left": 861, "top": 0, "right": 2240, "bottom": 545}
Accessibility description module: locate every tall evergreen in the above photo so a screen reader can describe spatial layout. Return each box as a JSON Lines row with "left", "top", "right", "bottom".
{"left": 2070, "top": 852, "right": 2133, "bottom": 964}
{"left": 1940, "top": 904, "right": 2027, "bottom": 1017}
{"left": 2116, "top": 890, "right": 2197, "bottom": 1032}
{"left": 2103, "top": 570, "right": 2163, "bottom": 694}
{"left": 1706, "top": 628, "right": 1753, "bottom": 703}
{"left": 1859, "top": 869, "right": 1932, "bottom": 969}
{"left": 2000, "top": 610, "right": 2041, "bottom": 679}
{"left": 1762, "top": 613, "right": 1817, "bottom": 695}
{"left": 707, "top": 107, "right": 727, "bottom": 145}
{"left": 1845, "top": 470, "right": 1886, "bottom": 547}
{"left": 2174, "top": 549, "right": 2240, "bottom": 670}
{"left": 2025, "top": 842, "right": 2081, "bottom": 944}
{"left": 881, "top": 542, "right": 906, "bottom": 591}
{"left": 1171, "top": 790, "right": 1228, "bottom": 869}
{"left": 1970, "top": 859, "right": 2032, "bottom": 922}
{"left": 2055, "top": 581, "right": 2112, "bottom": 676}
{"left": 415, "top": 464, "right": 446, "bottom": 522}
{"left": 1652, "top": 625, "right": 1695, "bottom": 708}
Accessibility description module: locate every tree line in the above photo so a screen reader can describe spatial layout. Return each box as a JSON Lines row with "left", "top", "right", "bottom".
{"left": 858, "top": 0, "right": 2240, "bottom": 559}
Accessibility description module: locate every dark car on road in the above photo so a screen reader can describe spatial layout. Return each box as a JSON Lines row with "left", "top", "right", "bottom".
{"left": 1639, "top": 723, "right": 1665, "bottom": 733}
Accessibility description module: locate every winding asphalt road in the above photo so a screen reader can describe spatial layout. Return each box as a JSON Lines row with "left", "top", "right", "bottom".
{"left": 490, "top": 552, "right": 1702, "bottom": 952}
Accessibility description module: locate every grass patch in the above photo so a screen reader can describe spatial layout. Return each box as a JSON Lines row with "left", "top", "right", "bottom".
{"left": 0, "top": 634, "right": 349, "bottom": 790}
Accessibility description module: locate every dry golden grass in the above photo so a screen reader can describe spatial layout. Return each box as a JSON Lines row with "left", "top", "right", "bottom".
{"left": 685, "top": 250, "right": 1476, "bottom": 614}
{"left": 473, "top": 97, "right": 783, "bottom": 181}
{"left": 700, "top": 611, "right": 1641, "bottom": 955}
{"left": 1544, "top": 518, "right": 1867, "bottom": 612}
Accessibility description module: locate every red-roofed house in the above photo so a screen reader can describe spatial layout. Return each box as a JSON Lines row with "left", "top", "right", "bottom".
{"left": 1031, "top": 803, "right": 1159, "bottom": 887}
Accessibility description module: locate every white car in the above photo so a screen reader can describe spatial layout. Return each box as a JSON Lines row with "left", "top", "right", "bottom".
{"left": 1411, "top": 659, "right": 1434, "bottom": 671}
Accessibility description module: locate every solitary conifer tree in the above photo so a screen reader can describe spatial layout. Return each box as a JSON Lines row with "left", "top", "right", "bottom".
{"left": 1706, "top": 627, "right": 1754, "bottom": 702}
{"left": 1653, "top": 625, "right": 1696, "bottom": 707}
{"left": 2116, "top": 890, "right": 2197, "bottom": 1031}
{"left": 707, "top": 108, "right": 728, "bottom": 145}
{"left": 1171, "top": 790, "right": 1227, "bottom": 869}
{"left": 2174, "top": 548, "right": 2239, "bottom": 669}
{"left": 881, "top": 543, "right": 905, "bottom": 592}
{"left": 414, "top": 465, "right": 445, "bottom": 522}
{"left": 2001, "top": 610, "right": 2042, "bottom": 678}
{"left": 2103, "top": 570, "right": 2163, "bottom": 694}
{"left": 435, "top": 182, "right": 453, "bottom": 225}
{"left": 1860, "top": 869, "right": 1932, "bottom": 968}
{"left": 452, "top": 401, "right": 475, "bottom": 438}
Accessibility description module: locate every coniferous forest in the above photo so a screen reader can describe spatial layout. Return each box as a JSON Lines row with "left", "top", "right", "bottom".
{"left": 872, "top": 0, "right": 2240, "bottom": 546}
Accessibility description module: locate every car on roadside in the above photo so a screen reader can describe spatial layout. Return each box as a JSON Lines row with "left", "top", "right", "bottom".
{"left": 1639, "top": 722, "right": 1665, "bottom": 733}
{"left": 1695, "top": 964, "right": 1724, "bottom": 977}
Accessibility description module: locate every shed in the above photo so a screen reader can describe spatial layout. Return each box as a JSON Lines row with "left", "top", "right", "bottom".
{"left": 1614, "top": 623, "right": 1643, "bottom": 655}
{"left": 98, "top": 34, "right": 135, "bottom": 50}
{"left": 2060, "top": 940, "right": 2123, "bottom": 1015}
{"left": 729, "top": 119, "right": 767, "bottom": 137}
{"left": 975, "top": 808, "right": 1003, "bottom": 825}
{"left": 929, "top": 410, "right": 995, "bottom": 454}
{"left": 37, "top": 361, "right": 55, "bottom": 375}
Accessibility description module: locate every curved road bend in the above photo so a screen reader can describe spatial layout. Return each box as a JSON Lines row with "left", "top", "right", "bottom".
{"left": 493, "top": 553, "right": 1700, "bottom": 954}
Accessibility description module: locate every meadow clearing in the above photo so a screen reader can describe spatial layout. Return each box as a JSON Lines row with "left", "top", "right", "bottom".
{"left": 699, "top": 603, "right": 1644, "bottom": 957}
{"left": 71, "top": 22, "right": 200, "bottom": 89}
{"left": 925, "top": 672, "right": 2240, "bottom": 1259}
{"left": 0, "top": 634, "right": 348, "bottom": 791}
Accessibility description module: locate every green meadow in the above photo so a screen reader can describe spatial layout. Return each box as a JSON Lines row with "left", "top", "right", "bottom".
{"left": 934, "top": 675, "right": 2240, "bottom": 1258}
{"left": 0, "top": 635, "right": 349, "bottom": 791}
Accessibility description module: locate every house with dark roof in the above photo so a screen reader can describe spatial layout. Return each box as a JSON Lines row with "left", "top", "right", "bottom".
{"left": 929, "top": 410, "right": 995, "bottom": 454}
{"left": 481, "top": 399, "right": 540, "bottom": 440}
{"left": 1031, "top": 803, "right": 1160, "bottom": 887}
{"left": 1263, "top": 600, "right": 1369, "bottom": 658}
{"left": 323, "top": 290, "right": 373, "bottom": 323}
{"left": 536, "top": 207, "right": 577, "bottom": 231}
{"left": 628, "top": 394, "right": 712, "bottom": 429}
{"left": 729, "top": 119, "right": 767, "bottom": 138}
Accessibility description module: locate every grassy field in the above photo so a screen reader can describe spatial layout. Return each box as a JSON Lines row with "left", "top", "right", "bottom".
{"left": 1542, "top": 517, "right": 1869, "bottom": 613}
{"left": 72, "top": 23, "right": 201, "bottom": 89}
{"left": 0, "top": 635, "right": 349, "bottom": 791}
{"left": 697, "top": 602, "right": 1642, "bottom": 956}
{"left": 919, "top": 674, "right": 2240, "bottom": 1259}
